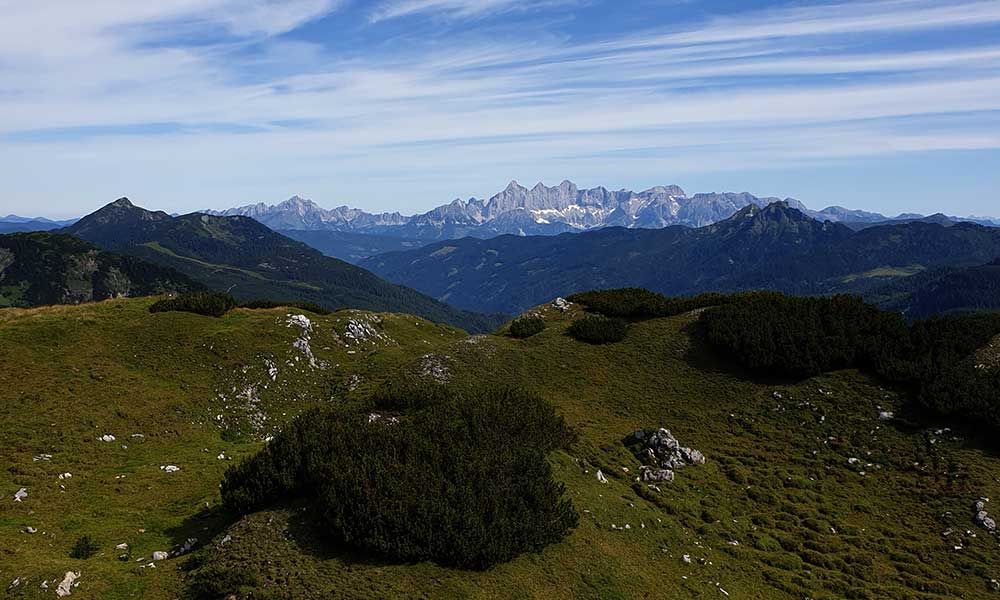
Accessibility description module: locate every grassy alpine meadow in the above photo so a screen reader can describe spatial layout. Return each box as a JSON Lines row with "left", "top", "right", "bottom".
{"left": 2, "top": 296, "right": 1000, "bottom": 599}
{"left": 0, "top": 298, "right": 466, "bottom": 598}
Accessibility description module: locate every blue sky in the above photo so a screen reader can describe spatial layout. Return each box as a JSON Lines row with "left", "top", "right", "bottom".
{"left": 1, "top": 0, "right": 999, "bottom": 219}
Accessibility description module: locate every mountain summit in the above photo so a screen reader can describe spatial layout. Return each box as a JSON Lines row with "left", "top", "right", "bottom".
{"left": 208, "top": 181, "right": 804, "bottom": 240}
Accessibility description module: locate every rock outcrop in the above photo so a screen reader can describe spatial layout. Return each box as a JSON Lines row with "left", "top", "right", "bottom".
{"left": 629, "top": 428, "right": 706, "bottom": 484}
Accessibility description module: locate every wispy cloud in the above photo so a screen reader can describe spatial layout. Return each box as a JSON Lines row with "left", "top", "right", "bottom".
{"left": 1, "top": 0, "right": 999, "bottom": 217}
{"left": 368, "top": 0, "right": 577, "bottom": 23}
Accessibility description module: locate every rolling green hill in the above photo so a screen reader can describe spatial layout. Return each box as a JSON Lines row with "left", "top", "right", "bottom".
{"left": 62, "top": 199, "right": 503, "bottom": 333}
{"left": 0, "top": 232, "right": 201, "bottom": 308}
{"left": 2, "top": 296, "right": 999, "bottom": 599}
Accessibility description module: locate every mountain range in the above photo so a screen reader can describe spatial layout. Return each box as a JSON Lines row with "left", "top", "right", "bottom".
{"left": 59, "top": 199, "right": 502, "bottom": 332}
{"left": 0, "top": 215, "right": 78, "bottom": 234}
{"left": 207, "top": 180, "right": 1000, "bottom": 245}
{"left": 360, "top": 202, "right": 1000, "bottom": 315}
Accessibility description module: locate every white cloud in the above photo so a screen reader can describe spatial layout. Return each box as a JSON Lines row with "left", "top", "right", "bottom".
{"left": 1, "top": 0, "right": 999, "bottom": 217}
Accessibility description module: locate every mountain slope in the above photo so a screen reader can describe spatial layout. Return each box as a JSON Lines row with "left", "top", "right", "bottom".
{"left": 361, "top": 202, "right": 1000, "bottom": 315}
{"left": 2, "top": 298, "right": 999, "bottom": 599}
{"left": 63, "top": 199, "right": 502, "bottom": 332}
{"left": 0, "top": 231, "right": 201, "bottom": 307}
{"left": 866, "top": 259, "right": 1000, "bottom": 318}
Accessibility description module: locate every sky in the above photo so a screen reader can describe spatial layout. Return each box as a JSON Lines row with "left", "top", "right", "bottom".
{"left": 1, "top": 0, "right": 999, "bottom": 219}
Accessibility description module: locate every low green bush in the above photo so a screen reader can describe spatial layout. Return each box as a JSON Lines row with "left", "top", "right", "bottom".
{"left": 239, "top": 299, "right": 332, "bottom": 315}
{"left": 220, "top": 385, "right": 577, "bottom": 570}
{"left": 185, "top": 564, "right": 259, "bottom": 599}
{"left": 700, "top": 290, "right": 1000, "bottom": 433}
{"left": 509, "top": 315, "right": 545, "bottom": 338}
{"left": 568, "top": 288, "right": 729, "bottom": 321}
{"left": 149, "top": 291, "right": 237, "bottom": 318}
{"left": 70, "top": 535, "right": 99, "bottom": 559}
{"left": 567, "top": 315, "right": 628, "bottom": 344}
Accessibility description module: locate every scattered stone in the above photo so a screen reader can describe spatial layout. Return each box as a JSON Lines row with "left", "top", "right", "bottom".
{"left": 367, "top": 412, "right": 400, "bottom": 426}
{"left": 160, "top": 465, "right": 180, "bottom": 473}
{"left": 596, "top": 470, "right": 608, "bottom": 484}
{"left": 217, "top": 453, "right": 227, "bottom": 460}
{"left": 285, "top": 314, "right": 328, "bottom": 369}
{"left": 25, "top": 527, "right": 37, "bottom": 534}
{"left": 58, "top": 473, "right": 72, "bottom": 480}
{"left": 98, "top": 434, "right": 116, "bottom": 442}
{"left": 878, "top": 410, "right": 894, "bottom": 421}
{"left": 639, "top": 466, "right": 675, "bottom": 482}
{"left": 173, "top": 537, "right": 197, "bottom": 556}
{"left": 115, "top": 543, "right": 128, "bottom": 551}
{"left": 32, "top": 453, "right": 53, "bottom": 462}
{"left": 219, "top": 534, "right": 233, "bottom": 546}
{"left": 55, "top": 572, "right": 79, "bottom": 597}
{"left": 418, "top": 354, "right": 451, "bottom": 382}
{"left": 151, "top": 551, "right": 169, "bottom": 561}
{"left": 553, "top": 297, "right": 571, "bottom": 312}
{"left": 13, "top": 487, "right": 27, "bottom": 502}
{"left": 974, "top": 498, "right": 997, "bottom": 532}
{"left": 629, "top": 428, "right": 706, "bottom": 482}
{"left": 682, "top": 554, "right": 692, "bottom": 564}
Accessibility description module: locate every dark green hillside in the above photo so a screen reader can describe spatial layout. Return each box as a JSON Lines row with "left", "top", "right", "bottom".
{"left": 0, "top": 232, "right": 201, "bottom": 307}
{"left": 63, "top": 199, "right": 502, "bottom": 332}
{"left": 866, "top": 259, "right": 1000, "bottom": 319}
{"left": 361, "top": 202, "right": 1000, "bottom": 315}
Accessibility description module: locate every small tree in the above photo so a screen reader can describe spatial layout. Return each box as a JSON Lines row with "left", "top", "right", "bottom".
{"left": 509, "top": 315, "right": 545, "bottom": 338}
{"left": 567, "top": 316, "right": 628, "bottom": 344}
{"left": 70, "top": 535, "right": 99, "bottom": 559}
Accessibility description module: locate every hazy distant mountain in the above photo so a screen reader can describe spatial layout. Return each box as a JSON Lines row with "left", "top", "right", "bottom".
{"left": 0, "top": 215, "right": 78, "bottom": 234}
{"left": 62, "top": 199, "right": 503, "bottom": 332}
{"left": 0, "top": 231, "right": 200, "bottom": 307}
{"left": 360, "top": 202, "right": 1000, "bottom": 315}
{"left": 209, "top": 180, "right": 997, "bottom": 242}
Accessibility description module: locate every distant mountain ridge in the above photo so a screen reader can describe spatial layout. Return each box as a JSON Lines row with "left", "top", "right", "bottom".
{"left": 61, "top": 199, "right": 503, "bottom": 332}
{"left": 360, "top": 202, "right": 1000, "bottom": 315}
{"left": 207, "top": 180, "right": 999, "bottom": 242}
{"left": 0, "top": 215, "right": 79, "bottom": 234}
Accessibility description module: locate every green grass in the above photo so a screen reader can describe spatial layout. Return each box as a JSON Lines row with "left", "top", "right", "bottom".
{"left": 840, "top": 264, "right": 926, "bottom": 283}
{"left": 2, "top": 298, "right": 1000, "bottom": 598}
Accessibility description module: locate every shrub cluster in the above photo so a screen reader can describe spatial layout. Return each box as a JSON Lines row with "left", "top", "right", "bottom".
{"left": 567, "top": 315, "right": 629, "bottom": 344}
{"left": 149, "top": 291, "right": 237, "bottom": 317}
{"left": 568, "top": 288, "right": 729, "bottom": 321}
{"left": 70, "top": 535, "right": 99, "bottom": 559}
{"left": 701, "top": 292, "right": 906, "bottom": 378}
{"left": 509, "top": 315, "right": 545, "bottom": 338}
{"left": 239, "top": 299, "right": 332, "bottom": 315}
{"left": 220, "top": 385, "right": 577, "bottom": 570}
{"left": 701, "top": 291, "right": 1000, "bottom": 431}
